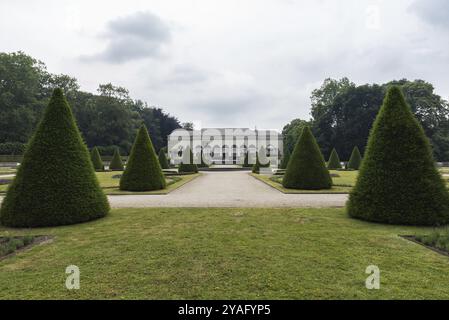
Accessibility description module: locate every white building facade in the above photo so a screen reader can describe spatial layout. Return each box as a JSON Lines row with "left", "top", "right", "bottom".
{"left": 167, "top": 128, "right": 283, "bottom": 167}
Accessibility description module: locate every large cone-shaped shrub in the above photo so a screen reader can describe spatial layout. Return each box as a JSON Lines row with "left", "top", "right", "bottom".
{"left": 347, "top": 86, "right": 449, "bottom": 226}
{"left": 158, "top": 148, "right": 170, "bottom": 169}
{"left": 91, "top": 147, "right": 104, "bottom": 171}
{"left": 109, "top": 148, "right": 124, "bottom": 171}
{"left": 178, "top": 147, "right": 198, "bottom": 173}
{"left": 282, "top": 126, "right": 332, "bottom": 189}
{"left": 0, "top": 89, "right": 110, "bottom": 227}
{"left": 327, "top": 148, "right": 342, "bottom": 169}
{"left": 347, "top": 146, "right": 362, "bottom": 170}
{"left": 120, "top": 125, "right": 166, "bottom": 191}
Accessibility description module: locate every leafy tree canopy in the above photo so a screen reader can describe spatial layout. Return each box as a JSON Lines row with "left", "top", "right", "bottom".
{"left": 0, "top": 52, "right": 182, "bottom": 155}
{"left": 282, "top": 77, "right": 449, "bottom": 161}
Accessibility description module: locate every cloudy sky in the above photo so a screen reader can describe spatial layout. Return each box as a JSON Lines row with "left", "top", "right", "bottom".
{"left": 1, "top": 0, "right": 448, "bottom": 130}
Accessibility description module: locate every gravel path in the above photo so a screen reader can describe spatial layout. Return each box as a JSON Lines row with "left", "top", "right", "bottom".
{"left": 108, "top": 171, "right": 348, "bottom": 208}
{"left": 0, "top": 171, "right": 348, "bottom": 208}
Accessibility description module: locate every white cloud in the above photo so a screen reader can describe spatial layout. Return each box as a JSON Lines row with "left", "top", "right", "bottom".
{"left": 81, "top": 11, "right": 171, "bottom": 63}
{"left": 0, "top": 0, "right": 448, "bottom": 130}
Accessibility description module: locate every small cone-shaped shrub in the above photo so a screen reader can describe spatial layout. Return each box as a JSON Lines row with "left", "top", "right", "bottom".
{"left": 282, "top": 126, "right": 332, "bottom": 189}
{"left": 120, "top": 125, "right": 166, "bottom": 191}
{"left": 347, "top": 86, "right": 449, "bottom": 226}
{"left": 252, "top": 153, "right": 261, "bottom": 173}
{"left": 347, "top": 146, "right": 362, "bottom": 170}
{"left": 280, "top": 148, "right": 291, "bottom": 169}
{"left": 158, "top": 148, "right": 169, "bottom": 169}
{"left": 109, "top": 148, "right": 124, "bottom": 171}
{"left": 91, "top": 147, "right": 104, "bottom": 171}
{"left": 327, "top": 148, "right": 342, "bottom": 169}
{"left": 0, "top": 88, "right": 109, "bottom": 227}
{"left": 252, "top": 148, "right": 270, "bottom": 173}
{"left": 179, "top": 147, "right": 198, "bottom": 173}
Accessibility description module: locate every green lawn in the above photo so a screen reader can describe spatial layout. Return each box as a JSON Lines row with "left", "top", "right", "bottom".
{"left": 251, "top": 170, "right": 356, "bottom": 194}
{"left": 0, "top": 207, "right": 449, "bottom": 299}
{"left": 0, "top": 172, "right": 200, "bottom": 195}
{"left": 255, "top": 169, "right": 449, "bottom": 193}
{"left": 0, "top": 168, "right": 16, "bottom": 174}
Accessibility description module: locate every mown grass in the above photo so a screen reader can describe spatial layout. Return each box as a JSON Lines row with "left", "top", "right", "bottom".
{"left": 0, "top": 172, "right": 200, "bottom": 195}
{"left": 0, "top": 168, "right": 16, "bottom": 175}
{"left": 254, "top": 169, "right": 448, "bottom": 193}
{"left": 101, "top": 173, "right": 200, "bottom": 195}
{"left": 0, "top": 207, "right": 448, "bottom": 299}
{"left": 251, "top": 171, "right": 355, "bottom": 194}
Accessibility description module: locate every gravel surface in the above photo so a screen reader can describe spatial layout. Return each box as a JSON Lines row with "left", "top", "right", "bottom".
{"left": 108, "top": 171, "right": 348, "bottom": 208}
{"left": 0, "top": 171, "right": 348, "bottom": 208}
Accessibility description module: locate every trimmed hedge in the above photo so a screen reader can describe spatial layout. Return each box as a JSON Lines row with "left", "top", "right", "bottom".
{"left": 327, "top": 148, "right": 342, "bottom": 169}
{"left": 347, "top": 86, "right": 449, "bottom": 226}
{"left": 120, "top": 125, "right": 166, "bottom": 191}
{"left": 109, "top": 148, "right": 124, "bottom": 171}
{"left": 158, "top": 149, "right": 170, "bottom": 169}
{"left": 0, "top": 88, "right": 110, "bottom": 227}
{"left": 179, "top": 147, "right": 198, "bottom": 173}
{"left": 91, "top": 147, "right": 104, "bottom": 171}
{"left": 282, "top": 126, "right": 332, "bottom": 190}
{"left": 347, "top": 146, "right": 362, "bottom": 170}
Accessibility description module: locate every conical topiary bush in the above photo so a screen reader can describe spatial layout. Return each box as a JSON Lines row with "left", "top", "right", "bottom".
{"left": 0, "top": 88, "right": 110, "bottom": 227}
{"left": 282, "top": 126, "right": 332, "bottom": 190}
{"left": 178, "top": 147, "right": 198, "bottom": 173}
{"left": 158, "top": 148, "right": 170, "bottom": 169}
{"left": 252, "top": 147, "right": 270, "bottom": 173}
{"left": 280, "top": 148, "right": 291, "bottom": 169}
{"left": 91, "top": 147, "right": 104, "bottom": 171}
{"left": 347, "top": 146, "right": 362, "bottom": 170}
{"left": 347, "top": 86, "right": 449, "bottom": 226}
{"left": 252, "top": 153, "right": 261, "bottom": 173}
{"left": 109, "top": 148, "right": 124, "bottom": 171}
{"left": 327, "top": 148, "right": 342, "bottom": 169}
{"left": 120, "top": 125, "right": 166, "bottom": 191}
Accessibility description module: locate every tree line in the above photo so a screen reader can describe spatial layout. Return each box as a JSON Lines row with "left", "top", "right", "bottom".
{"left": 0, "top": 51, "right": 182, "bottom": 155}
{"left": 282, "top": 78, "right": 449, "bottom": 161}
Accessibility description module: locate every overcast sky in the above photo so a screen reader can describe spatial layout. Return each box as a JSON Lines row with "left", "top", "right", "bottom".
{"left": 1, "top": 0, "right": 448, "bottom": 130}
